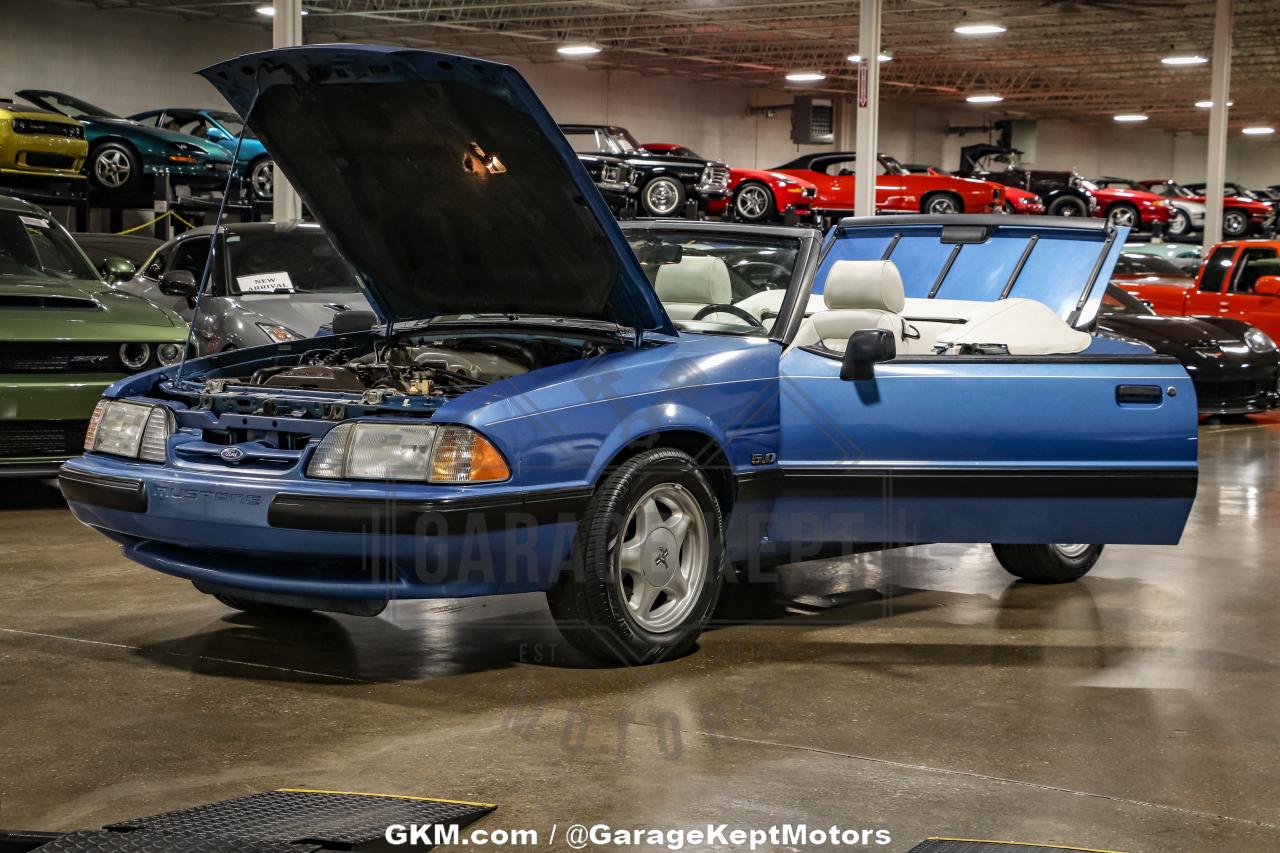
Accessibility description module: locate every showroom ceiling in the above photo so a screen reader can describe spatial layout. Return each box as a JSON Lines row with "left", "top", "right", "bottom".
{"left": 74, "top": 0, "right": 1280, "bottom": 130}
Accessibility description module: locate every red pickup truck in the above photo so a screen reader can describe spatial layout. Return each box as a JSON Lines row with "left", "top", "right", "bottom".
{"left": 1123, "top": 239, "right": 1280, "bottom": 339}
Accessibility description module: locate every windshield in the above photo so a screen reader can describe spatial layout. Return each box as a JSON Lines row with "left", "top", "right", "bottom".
{"left": 22, "top": 91, "right": 117, "bottom": 119}
{"left": 0, "top": 211, "right": 99, "bottom": 280}
{"left": 210, "top": 111, "right": 256, "bottom": 139}
{"left": 1115, "top": 252, "right": 1191, "bottom": 279}
{"left": 878, "top": 155, "right": 908, "bottom": 175}
{"left": 626, "top": 230, "right": 800, "bottom": 336}
{"left": 224, "top": 229, "right": 361, "bottom": 295}
{"left": 1101, "top": 284, "right": 1155, "bottom": 316}
{"left": 563, "top": 127, "right": 639, "bottom": 156}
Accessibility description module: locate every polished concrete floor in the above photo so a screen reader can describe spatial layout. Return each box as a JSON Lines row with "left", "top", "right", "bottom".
{"left": 2, "top": 419, "right": 1278, "bottom": 853}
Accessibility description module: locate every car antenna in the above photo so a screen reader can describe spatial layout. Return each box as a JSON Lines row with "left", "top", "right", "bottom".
{"left": 175, "top": 74, "right": 263, "bottom": 384}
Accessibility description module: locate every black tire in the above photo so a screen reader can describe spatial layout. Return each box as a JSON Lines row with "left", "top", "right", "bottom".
{"left": 1106, "top": 203, "right": 1140, "bottom": 230}
{"left": 640, "top": 176, "right": 687, "bottom": 217}
{"left": 1166, "top": 207, "right": 1192, "bottom": 237}
{"left": 215, "top": 593, "right": 314, "bottom": 617}
{"left": 992, "top": 544, "right": 1104, "bottom": 584}
{"left": 922, "top": 192, "right": 963, "bottom": 215}
{"left": 1047, "top": 195, "right": 1088, "bottom": 218}
{"left": 1222, "top": 209, "right": 1250, "bottom": 237}
{"left": 733, "top": 181, "right": 776, "bottom": 222}
{"left": 88, "top": 141, "right": 142, "bottom": 193}
{"left": 247, "top": 155, "right": 274, "bottom": 200}
{"left": 547, "top": 447, "right": 725, "bottom": 665}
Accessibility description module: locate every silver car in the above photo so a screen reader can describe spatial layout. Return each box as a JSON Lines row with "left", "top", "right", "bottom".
{"left": 119, "top": 221, "right": 371, "bottom": 353}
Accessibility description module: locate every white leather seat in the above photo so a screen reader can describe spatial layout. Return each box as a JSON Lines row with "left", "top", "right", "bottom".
{"left": 655, "top": 255, "right": 732, "bottom": 322}
{"left": 789, "top": 260, "right": 907, "bottom": 352}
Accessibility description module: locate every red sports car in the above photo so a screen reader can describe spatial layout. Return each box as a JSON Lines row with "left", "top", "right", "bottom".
{"left": 906, "top": 163, "right": 1044, "bottom": 214}
{"left": 773, "top": 152, "right": 1003, "bottom": 216}
{"left": 641, "top": 143, "right": 817, "bottom": 223}
{"left": 1136, "top": 178, "right": 1275, "bottom": 238}
{"left": 1079, "top": 180, "right": 1173, "bottom": 231}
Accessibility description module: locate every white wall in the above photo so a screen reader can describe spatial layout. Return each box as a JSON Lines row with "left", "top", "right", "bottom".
{"left": 4, "top": 0, "right": 1278, "bottom": 186}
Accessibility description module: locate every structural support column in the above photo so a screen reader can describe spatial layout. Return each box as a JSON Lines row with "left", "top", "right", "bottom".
{"left": 272, "top": 0, "right": 303, "bottom": 222}
{"left": 853, "top": 0, "right": 882, "bottom": 218}
{"left": 1203, "top": 0, "right": 1232, "bottom": 251}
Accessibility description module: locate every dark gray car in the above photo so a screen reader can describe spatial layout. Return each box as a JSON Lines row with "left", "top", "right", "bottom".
{"left": 118, "top": 221, "right": 370, "bottom": 353}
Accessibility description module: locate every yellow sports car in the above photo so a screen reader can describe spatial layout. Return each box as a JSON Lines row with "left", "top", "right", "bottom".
{"left": 0, "top": 96, "right": 87, "bottom": 182}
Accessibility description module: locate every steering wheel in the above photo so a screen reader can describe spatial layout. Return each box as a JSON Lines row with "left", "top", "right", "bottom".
{"left": 690, "top": 303, "right": 766, "bottom": 328}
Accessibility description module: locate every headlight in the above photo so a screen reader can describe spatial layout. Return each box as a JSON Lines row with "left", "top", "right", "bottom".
{"left": 119, "top": 343, "right": 151, "bottom": 371}
{"left": 307, "top": 423, "right": 510, "bottom": 483}
{"left": 1244, "top": 327, "right": 1275, "bottom": 353}
{"left": 257, "top": 323, "right": 301, "bottom": 343}
{"left": 156, "top": 342, "right": 185, "bottom": 366}
{"left": 84, "top": 400, "right": 172, "bottom": 462}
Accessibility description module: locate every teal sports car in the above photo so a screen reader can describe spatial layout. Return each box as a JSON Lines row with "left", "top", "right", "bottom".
{"left": 17, "top": 90, "right": 233, "bottom": 194}
{"left": 128, "top": 107, "right": 273, "bottom": 200}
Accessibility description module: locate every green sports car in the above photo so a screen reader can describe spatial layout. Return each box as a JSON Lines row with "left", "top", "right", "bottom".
{"left": 0, "top": 194, "right": 188, "bottom": 476}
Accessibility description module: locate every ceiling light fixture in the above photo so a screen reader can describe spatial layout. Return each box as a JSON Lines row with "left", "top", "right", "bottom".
{"left": 954, "top": 23, "right": 1006, "bottom": 35}
{"left": 1113, "top": 114, "right": 1149, "bottom": 122}
{"left": 255, "top": 5, "right": 308, "bottom": 15}
{"left": 847, "top": 53, "right": 892, "bottom": 63}
{"left": 1195, "top": 99, "right": 1233, "bottom": 108}
{"left": 786, "top": 71, "right": 826, "bottom": 82}
{"left": 1242, "top": 126, "right": 1276, "bottom": 135}
{"left": 966, "top": 94, "right": 1004, "bottom": 103}
{"left": 557, "top": 44, "right": 601, "bottom": 56}
{"left": 1161, "top": 54, "right": 1208, "bottom": 66}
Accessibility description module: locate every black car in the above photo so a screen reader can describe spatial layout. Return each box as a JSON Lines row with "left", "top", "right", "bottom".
{"left": 955, "top": 143, "right": 1097, "bottom": 218}
{"left": 558, "top": 123, "right": 730, "bottom": 218}
{"left": 573, "top": 152, "right": 639, "bottom": 217}
{"left": 1100, "top": 283, "right": 1280, "bottom": 415}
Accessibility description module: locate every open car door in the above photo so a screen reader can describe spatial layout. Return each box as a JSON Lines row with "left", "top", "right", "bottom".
{"left": 770, "top": 216, "right": 1197, "bottom": 553}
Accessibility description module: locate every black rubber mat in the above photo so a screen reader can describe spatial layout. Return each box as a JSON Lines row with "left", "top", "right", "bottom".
{"left": 908, "top": 840, "right": 1126, "bottom": 853}
{"left": 31, "top": 831, "right": 319, "bottom": 853}
{"left": 24, "top": 789, "right": 495, "bottom": 853}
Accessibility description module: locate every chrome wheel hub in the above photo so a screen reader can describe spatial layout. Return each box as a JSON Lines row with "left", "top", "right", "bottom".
{"left": 928, "top": 196, "right": 958, "bottom": 214}
{"left": 615, "top": 483, "right": 708, "bottom": 634}
{"left": 737, "top": 185, "right": 769, "bottom": 219}
{"left": 645, "top": 180, "right": 680, "bottom": 215}
{"left": 1109, "top": 207, "right": 1136, "bottom": 227}
{"left": 1052, "top": 543, "right": 1091, "bottom": 559}
{"left": 1168, "top": 211, "right": 1189, "bottom": 234}
{"left": 1224, "top": 211, "right": 1246, "bottom": 234}
{"left": 95, "top": 149, "right": 130, "bottom": 188}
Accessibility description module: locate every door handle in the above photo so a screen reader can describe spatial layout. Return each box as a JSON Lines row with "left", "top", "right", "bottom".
{"left": 1116, "top": 384, "right": 1162, "bottom": 405}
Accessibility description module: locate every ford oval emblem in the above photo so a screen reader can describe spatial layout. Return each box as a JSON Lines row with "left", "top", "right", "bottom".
{"left": 220, "top": 446, "right": 246, "bottom": 462}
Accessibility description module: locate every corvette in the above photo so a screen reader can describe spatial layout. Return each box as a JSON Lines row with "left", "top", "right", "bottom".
{"left": 59, "top": 45, "right": 1196, "bottom": 664}
{"left": 772, "top": 152, "right": 1003, "bottom": 216}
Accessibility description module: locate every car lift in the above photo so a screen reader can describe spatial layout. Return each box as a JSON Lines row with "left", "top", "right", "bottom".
{"left": 0, "top": 788, "right": 495, "bottom": 853}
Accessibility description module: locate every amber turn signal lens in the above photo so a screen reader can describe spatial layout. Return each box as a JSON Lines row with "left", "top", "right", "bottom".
{"left": 429, "top": 428, "right": 511, "bottom": 483}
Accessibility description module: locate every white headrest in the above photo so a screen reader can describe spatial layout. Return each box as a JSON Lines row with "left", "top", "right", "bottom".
{"left": 824, "top": 260, "right": 905, "bottom": 313}
{"left": 655, "top": 256, "right": 732, "bottom": 305}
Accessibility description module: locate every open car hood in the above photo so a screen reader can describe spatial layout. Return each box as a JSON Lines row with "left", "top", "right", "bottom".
{"left": 816, "top": 215, "right": 1126, "bottom": 328}
{"left": 198, "top": 45, "right": 675, "bottom": 336}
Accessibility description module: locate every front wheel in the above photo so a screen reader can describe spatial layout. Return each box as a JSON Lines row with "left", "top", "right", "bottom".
{"left": 992, "top": 543, "right": 1104, "bottom": 584}
{"left": 1166, "top": 207, "right": 1192, "bottom": 237}
{"left": 248, "top": 156, "right": 274, "bottom": 200}
{"left": 1222, "top": 209, "right": 1250, "bottom": 237}
{"left": 734, "top": 181, "right": 776, "bottom": 222}
{"left": 89, "top": 142, "right": 141, "bottom": 193}
{"left": 1047, "top": 195, "right": 1088, "bottom": 217}
{"left": 547, "top": 448, "right": 725, "bottom": 664}
{"left": 640, "top": 176, "right": 687, "bottom": 217}
{"left": 1106, "top": 203, "right": 1139, "bottom": 229}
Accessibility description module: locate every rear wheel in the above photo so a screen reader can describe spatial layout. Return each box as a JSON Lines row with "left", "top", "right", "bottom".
{"left": 992, "top": 543, "right": 1104, "bottom": 584}
{"left": 248, "top": 156, "right": 273, "bottom": 200}
{"left": 1047, "top": 195, "right": 1088, "bottom": 217}
{"left": 547, "top": 448, "right": 725, "bottom": 665}
{"left": 734, "top": 181, "right": 776, "bottom": 222}
{"left": 1222, "top": 209, "right": 1250, "bottom": 237}
{"left": 1106, "top": 203, "right": 1140, "bottom": 229}
{"left": 923, "top": 192, "right": 962, "bottom": 214}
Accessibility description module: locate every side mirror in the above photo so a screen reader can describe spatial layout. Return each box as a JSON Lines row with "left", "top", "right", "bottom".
{"left": 158, "top": 270, "right": 198, "bottom": 298}
{"left": 1253, "top": 275, "right": 1280, "bottom": 297}
{"left": 205, "top": 126, "right": 229, "bottom": 142}
{"left": 331, "top": 309, "right": 378, "bottom": 335}
{"left": 99, "top": 256, "right": 135, "bottom": 283}
{"left": 840, "top": 329, "right": 896, "bottom": 381}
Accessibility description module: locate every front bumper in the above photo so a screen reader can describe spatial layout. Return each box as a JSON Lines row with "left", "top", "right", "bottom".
{"left": 59, "top": 456, "right": 590, "bottom": 600}
{"left": 0, "top": 373, "right": 118, "bottom": 471}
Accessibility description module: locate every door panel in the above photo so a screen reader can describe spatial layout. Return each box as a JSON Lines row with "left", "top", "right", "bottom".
{"left": 771, "top": 347, "right": 1197, "bottom": 550}
{"left": 1220, "top": 247, "right": 1280, "bottom": 337}
{"left": 1185, "top": 245, "right": 1237, "bottom": 318}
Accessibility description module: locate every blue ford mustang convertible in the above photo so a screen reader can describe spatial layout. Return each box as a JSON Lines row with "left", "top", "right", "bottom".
{"left": 59, "top": 45, "right": 1198, "bottom": 664}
